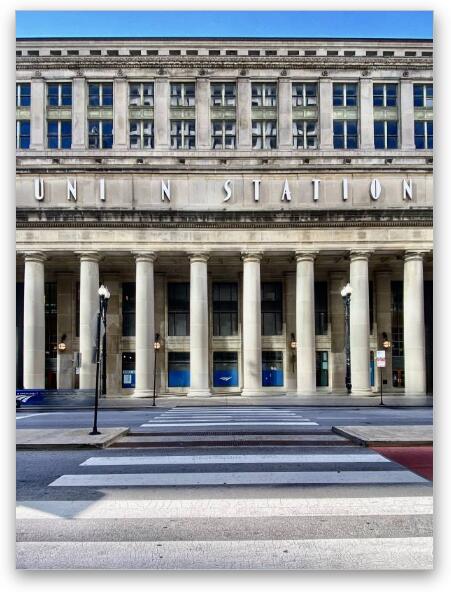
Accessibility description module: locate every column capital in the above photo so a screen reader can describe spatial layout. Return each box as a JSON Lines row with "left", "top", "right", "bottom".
{"left": 188, "top": 252, "right": 209, "bottom": 263}
{"left": 133, "top": 251, "right": 157, "bottom": 263}
{"left": 75, "top": 251, "right": 101, "bottom": 263}
{"left": 22, "top": 251, "right": 47, "bottom": 263}
{"left": 404, "top": 250, "right": 427, "bottom": 262}
{"left": 349, "top": 250, "right": 373, "bottom": 262}
{"left": 241, "top": 251, "right": 263, "bottom": 263}
{"left": 295, "top": 250, "right": 318, "bottom": 263}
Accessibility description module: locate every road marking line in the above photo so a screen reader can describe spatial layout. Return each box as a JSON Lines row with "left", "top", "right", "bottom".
{"left": 80, "top": 453, "right": 391, "bottom": 466}
{"left": 140, "top": 421, "right": 319, "bottom": 427}
{"left": 16, "top": 496, "right": 433, "bottom": 520}
{"left": 16, "top": 413, "right": 53, "bottom": 420}
{"left": 48, "top": 470, "right": 428, "bottom": 487}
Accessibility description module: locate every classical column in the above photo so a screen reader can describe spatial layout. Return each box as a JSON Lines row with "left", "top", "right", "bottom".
{"left": 113, "top": 77, "right": 128, "bottom": 149}
{"left": 241, "top": 252, "right": 262, "bottom": 396}
{"left": 278, "top": 78, "right": 293, "bottom": 150}
{"left": 132, "top": 253, "right": 157, "bottom": 398}
{"left": 375, "top": 270, "right": 393, "bottom": 391}
{"left": 349, "top": 251, "right": 371, "bottom": 393}
{"left": 196, "top": 78, "right": 210, "bottom": 149}
{"left": 329, "top": 271, "right": 347, "bottom": 392}
{"left": 400, "top": 79, "right": 415, "bottom": 150}
{"left": 187, "top": 253, "right": 211, "bottom": 397}
{"left": 23, "top": 252, "right": 46, "bottom": 388}
{"left": 72, "top": 76, "right": 87, "bottom": 149}
{"left": 404, "top": 252, "right": 426, "bottom": 394}
{"left": 78, "top": 252, "right": 100, "bottom": 389}
{"left": 319, "top": 78, "right": 333, "bottom": 149}
{"left": 237, "top": 78, "right": 252, "bottom": 149}
{"left": 295, "top": 252, "right": 316, "bottom": 394}
{"left": 30, "top": 76, "right": 45, "bottom": 150}
{"left": 154, "top": 77, "right": 169, "bottom": 150}
{"left": 359, "top": 78, "right": 374, "bottom": 150}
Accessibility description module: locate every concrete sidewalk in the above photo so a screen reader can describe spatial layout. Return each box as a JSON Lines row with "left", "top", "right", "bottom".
{"left": 332, "top": 425, "right": 433, "bottom": 447}
{"left": 16, "top": 428, "right": 129, "bottom": 450}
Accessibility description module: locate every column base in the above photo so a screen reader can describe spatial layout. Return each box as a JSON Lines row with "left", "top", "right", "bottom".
{"left": 131, "top": 389, "right": 154, "bottom": 398}
{"left": 240, "top": 389, "right": 269, "bottom": 397}
{"left": 186, "top": 389, "right": 212, "bottom": 398}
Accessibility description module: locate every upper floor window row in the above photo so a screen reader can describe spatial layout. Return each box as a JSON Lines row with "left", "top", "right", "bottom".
{"left": 170, "top": 83, "right": 195, "bottom": 107}
{"left": 252, "top": 83, "right": 277, "bottom": 107}
{"left": 88, "top": 83, "right": 113, "bottom": 107}
{"left": 48, "top": 83, "right": 72, "bottom": 107}
{"left": 414, "top": 84, "right": 433, "bottom": 108}
{"left": 129, "top": 82, "right": 154, "bottom": 107}
{"left": 16, "top": 83, "right": 31, "bottom": 107}
{"left": 211, "top": 83, "right": 236, "bottom": 107}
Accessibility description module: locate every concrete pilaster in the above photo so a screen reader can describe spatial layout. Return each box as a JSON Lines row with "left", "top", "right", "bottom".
{"left": 329, "top": 271, "right": 347, "bottom": 393}
{"left": 187, "top": 253, "right": 211, "bottom": 397}
{"left": 241, "top": 252, "right": 262, "bottom": 396}
{"left": 359, "top": 78, "right": 374, "bottom": 150}
{"left": 404, "top": 252, "right": 426, "bottom": 394}
{"left": 132, "top": 253, "right": 157, "bottom": 398}
{"left": 278, "top": 78, "right": 293, "bottom": 150}
{"left": 400, "top": 79, "right": 415, "bottom": 150}
{"left": 154, "top": 78, "right": 169, "bottom": 150}
{"left": 72, "top": 77, "right": 87, "bottom": 150}
{"left": 30, "top": 77, "right": 45, "bottom": 150}
{"left": 295, "top": 252, "right": 316, "bottom": 394}
{"left": 56, "top": 273, "right": 74, "bottom": 389}
{"left": 319, "top": 79, "right": 333, "bottom": 149}
{"left": 375, "top": 270, "right": 393, "bottom": 391}
{"left": 196, "top": 78, "right": 210, "bottom": 149}
{"left": 237, "top": 78, "right": 252, "bottom": 149}
{"left": 78, "top": 252, "right": 99, "bottom": 389}
{"left": 349, "top": 251, "right": 371, "bottom": 394}
{"left": 113, "top": 78, "right": 128, "bottom": 149}
{"left": 23, "top": 252, "right": 46, "bottom": 388}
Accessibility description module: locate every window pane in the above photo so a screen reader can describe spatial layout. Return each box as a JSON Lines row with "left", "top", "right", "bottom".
{"left": 89, "top": 84, "right": 100, "bottom": 106}
{"left": 102, "top": 84, "right": 113, "bottom": 106}
{"left": 61, "top": 121, "right": 72, "bottom": 135}
{"left": 345, "top": 84, "right": 357, "bottom": 106}
{"left": 413, "top": 85, "right": 424, "bottom": 107}
{"left": 333, "top": 84, "right": 344, "bottom": 106}
{"left": 373, "top": 85, "right": 384, "bottom": 107}
{"left": 61, "top": 84, "right": 72, "bottom": 106}
{"left": 129, "top": 83, "right": 141, "bottom": 105}
{"left": 47, "top": 84, "right": 59, "bottom": 106}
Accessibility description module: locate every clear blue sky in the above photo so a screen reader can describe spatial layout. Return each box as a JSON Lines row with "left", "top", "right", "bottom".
{"left": 16, "top": 11, "right": 433, "bottom": 39}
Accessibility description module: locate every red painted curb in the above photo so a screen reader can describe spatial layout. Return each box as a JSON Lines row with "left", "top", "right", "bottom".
{"left": 371, "top": 446, "right": 433, "bottom": 480}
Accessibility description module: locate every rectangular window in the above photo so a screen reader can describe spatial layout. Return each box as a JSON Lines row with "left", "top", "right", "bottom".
{"left": 292, "top": 83, "right": 317, "bottom": 107}
{"left": 122, "top": 352, "right": 135, "bottom": 388}
{"left": 391, "top": 281, "right": 404, "bottom": 388}
{"left": 213, "top": 352, "right": 238, "bottom": 387}
{"left": 16, "top": 83, "right": 31, "bottom": 107}
{"left": 413, "top": 84, "right": 433, "bottom": 108}
{"left": 170, "top": 120, "right": 196, "bottom": 149}
{"left": 333, "top": 83, "right": 358, "bottom": 107}
{"left": 252, "top": 120, "right": 277, "bottom": 149}
{"left": 45, "top": 282, "right": 57, "bottom": 389}
{"left": 16, "top": 120, "right": 30, "bottom": 149}
{"left": 315, "top": 281, "right": 328, "bottom": 335}
{"left": 261, "top": 282, "right": 283, "bottom": 336}
{"left": 168, "top": 352, "right": 190, "bottom": 387}
{"left": 47, "top": 120, "right": 72, "bottom": 149}
{"left": 333, "top": 120, "right": 358, "bottom": 149}
{"left": 316, "top": 351, "right": 329, "bottom": 387}
{"left": 211, "top": 120, "right": 236, "bottom": 149}
{"left": 213, "top": 282, "right": 238, "bottom": 336}
{"left": 168, "top": 283, "right": 190, "bottom": 336}
{"left": 262, "top": 351, "right": 284, "bottom": 387}
{"left": 88, "top": 82, "right": 113, "bottom": 107}
{"left": 211, "top": 83, "right": 236, "bottom": 107}
{"left": 414, "top": 120, "right": 433, "bottom": 149}
{"left": 293, "top": 120, "right": 318, "bottom": 149}
{"left": 252, "top": 83, "right": 277, "bottom": 107}
{"left": 88, "top": 119, "right": 113, "bottom": 149}
{"left": 122, "top": 282, "right": 136, "bottom": 337}
{"left": 129, "top": 82, "right": 154, "bottom": 106}
{"left": 170, "top": 82, "right": 195, "bottom": 107}
{"left": 129, "top": 120, "right": 154, "bottom": 149}
{"left": 374, "top": 120, "right": 398, "bottom": 149}
{"left": 373, "top": 83, "right": 398, "bottom": 107}
{"left": 47, "top": 82, "right": 72, "bottom": 107}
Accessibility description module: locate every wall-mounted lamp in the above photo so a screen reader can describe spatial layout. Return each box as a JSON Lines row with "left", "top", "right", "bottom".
{"left": 58, "top": 333, "right": 67, "bottom": 352}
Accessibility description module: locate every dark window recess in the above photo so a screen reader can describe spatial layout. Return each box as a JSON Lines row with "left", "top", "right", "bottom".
{"left": 16, "top": 50, "right": 22, "bottom": 57}
{"left": 122, "top": 282, "right": 136, "bottom": 336}
{"left": 369, "top": 280, "right": 374, "bottom": 331}
{"left": 248, "top": 50, "right": 260, "bottom": 56}
{"left": 75, "top": 282, "right": 80, "bottom": 337}
{"left": 327, "top": 50, "right": 339, "bottom": 56}
{"left": 45, "top": 282, "right": 57, "bottom": 389}
{"left": 67, "top": 50, "right": 79, "bottom": 56}
{"left": 209, "top": 50, "right": 220, "bottom": 55}
{"left": 50, "top": 50, "right": 61, "bottom": 56}
{"left": 316, "top": 351, "right": 329, "bottom": 387}
{"left": 262, "top": 351, "right": 284, "bottom": 387}
{"left": 383, "top": 51, "right": 395, "bottom": 57}
{"left": 129, "top": 50, "right": 142, "bottom": 56}
{"left": 391, "top": 280, "right": 405, "bottom": 388}
{"left": 305, "top": 50, "right": 316, "bottom": 56}
{"left": 122, "top": 352, "right": 135, "bottom": 388}
{"left": 405, "top": 51, "right": 417, "bottom": 57}
{"left": 265, "top": 50, "right": 277, "bottom": 56}
{"left": 315, "top": 281, "right": 328, "bottom": 335}
{"left": 147, "top": 50, "right": 158, "bottom": 55}
{"left": 422, "top": 51, "right": 433, "bottom": 57}
{"left": 366, "top": 50, "right": 378, "bottom": 56}
{"left": 168, "top": 282, "right": 190, "bottom": 336}
{"left": 213, "top": 352, "right": 239, "bottom": 387}
{"left": 168, "top": 352, "right": 190, "bottom": 387}
{"left": 107, "top": 50, "right": 119, "bottom": 56}
{"left": 186, "top": 50, "right": 198, "bottom": 55}
{"left": 287, "top": 50, "right": 299, "bottom": 56}
{"left": 16, "top": 282, "right": 24, "bottom": 389}
{"left": 226, "top": 50, "right": 237, "bottom": 55}
{"left": 28, "top": 50, "right": 39, "bottom": 56}
{"left": 261, "top": 282, "right": 283, "bottom": 336}
{"left": 424, "top": 280, "right": 433, "bottom": 393}
{"left": 344, "top": 50, "right": 355, "bottom": 56}
{"left": 90, "top": 50, "right": 102, "bottom": 56}
{"left": 213, "top": 282, "right": 238, "bottom": 336}
{"left": 169, "top": 50, "right": 181, "bottom": 55}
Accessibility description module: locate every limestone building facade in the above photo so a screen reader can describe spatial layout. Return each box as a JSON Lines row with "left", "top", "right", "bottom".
{"left": 15, "top": 37, "right": 433, "bottom": 397}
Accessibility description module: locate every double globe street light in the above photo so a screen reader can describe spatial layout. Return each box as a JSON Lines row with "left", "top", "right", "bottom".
{"left": 340, "top": 282, "right": 352, "bottom": 395}
{"left": 90, "top": 284, "right": 111, "bottom": 436}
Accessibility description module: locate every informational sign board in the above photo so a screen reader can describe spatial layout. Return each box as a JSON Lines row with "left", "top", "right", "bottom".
{"left": 376, "top": 350, "right": 386, "bottom": 368}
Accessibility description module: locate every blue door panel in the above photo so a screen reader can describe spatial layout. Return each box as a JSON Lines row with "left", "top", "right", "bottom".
{"left": 168, "top": 370, "right": 190, "bottom": 388}
{"left": 213, "top": 368, "right": 238, "bottom": 387}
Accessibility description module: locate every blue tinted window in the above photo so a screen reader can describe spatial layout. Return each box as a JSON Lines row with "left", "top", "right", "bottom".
{"left": 102, "top": 84, "right": 113, "bottom": 106}
{"left": 333, "top": 84, "right": 344, "bottom": 106}
{"left": 345, "top": 84, "right": 357, "bottom": 106}
{"left": 88, "top": 84, "right": 100, "bottom": 106}
{"left": 427, "top": 121, "right": 433, "bottom": 149}
{"left": 18, "top": 120, "right": 30, "bottom": 149}
{"left": 47, "top": 84, "right": 59, "bottom": 106}
{"left": 386, "top": 84, "right": 397, "bottom": 107}
{"left": 17, "top": 83, "right": 31, "bottom": 107}
{"left": 61, "top": 83, "right": 72, "bottom": 106}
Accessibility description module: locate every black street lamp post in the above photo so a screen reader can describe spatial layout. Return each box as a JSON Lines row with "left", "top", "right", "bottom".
{"left": 152, "top": 333, "right": 161, "bottom": 407}
{"left": 90, "top": 285, "right": 110, "bottom": 435}
{"left": 341, "top": 283, "right": 352, "bottom": 394}
{"left": 379, "top": 333, "right": 392, "bottom": 406}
